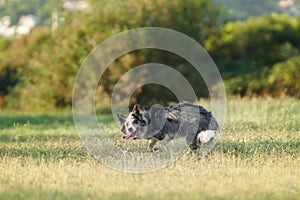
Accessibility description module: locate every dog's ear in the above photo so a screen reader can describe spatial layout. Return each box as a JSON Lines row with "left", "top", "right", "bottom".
{"left": 117, "top": 113, "right": 126, "bottom": 124}
{"left": 132, "top": 104, "right": 140, "bottom": 116}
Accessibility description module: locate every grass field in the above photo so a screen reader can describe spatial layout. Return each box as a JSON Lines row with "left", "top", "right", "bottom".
{"left": 0, "top": 98, "right": 299, "bottom": 200}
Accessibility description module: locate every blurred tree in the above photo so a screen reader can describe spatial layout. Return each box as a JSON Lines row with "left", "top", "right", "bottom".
{"left": 2, "top": 1, "right": 299, "bottom": 111}
{"left": 204, "top": 13, "right": 300, "bottom": 97}
{"left": 85, "top": 0, "right": 223, "bottom": 108}
{"left": 268, "top": 56, "right": 300, "bottom": 98}
{"left": 213, "top": 0, "right": 281, "bottom": 21}
{"left": 9, "top": 0, "right": 220, "bottom": 110}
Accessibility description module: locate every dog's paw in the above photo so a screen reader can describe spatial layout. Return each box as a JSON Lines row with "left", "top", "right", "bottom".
{"left": 189, "top": 143, "right": 199, "bottom": 150}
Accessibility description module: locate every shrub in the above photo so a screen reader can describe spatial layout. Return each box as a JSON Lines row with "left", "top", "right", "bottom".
{"left": 268, "top": 56, "right": 300, "bottom": 98}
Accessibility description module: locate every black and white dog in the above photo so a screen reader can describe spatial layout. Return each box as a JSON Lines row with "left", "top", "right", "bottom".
{"left": 117, "top": 103, "right": 219, "bottom": 152}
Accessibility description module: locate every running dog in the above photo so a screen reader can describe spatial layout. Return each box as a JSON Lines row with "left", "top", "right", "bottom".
{"left": 117, "top": 103, "right": 219, "bottom": 152}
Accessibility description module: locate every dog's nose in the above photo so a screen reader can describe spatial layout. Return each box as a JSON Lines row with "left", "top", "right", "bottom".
{"left": 128, "top": 127, "right": 133, "bottom": 132}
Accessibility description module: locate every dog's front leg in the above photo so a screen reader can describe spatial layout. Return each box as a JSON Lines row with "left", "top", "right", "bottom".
{"left": 148, "top": 138, "right": 158, "bottom": 152}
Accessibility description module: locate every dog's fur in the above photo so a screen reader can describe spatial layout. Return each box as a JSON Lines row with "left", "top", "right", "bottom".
{"left": 117, "top": 103, "right": 219, "bottom": 151}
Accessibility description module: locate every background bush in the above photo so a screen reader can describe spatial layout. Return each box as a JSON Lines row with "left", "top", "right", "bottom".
{"left": 0, "top": 0, "right": 221, "bottom": 111}
{"left": 205, "top": 14, "right": 300, "bottom": 98}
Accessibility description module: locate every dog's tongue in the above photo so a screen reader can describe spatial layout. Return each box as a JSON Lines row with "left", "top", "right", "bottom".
{"left": 122, "top": 132, "right": 136, "bottom": 140}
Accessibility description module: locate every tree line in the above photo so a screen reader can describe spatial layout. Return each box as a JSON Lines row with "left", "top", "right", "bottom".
{"left": 0, "top": 0, "right": 299, "bottom": 111}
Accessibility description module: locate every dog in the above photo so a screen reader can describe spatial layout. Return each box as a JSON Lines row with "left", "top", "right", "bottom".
{"left": 117, "top": 103, "right": 219, "bottom": 152}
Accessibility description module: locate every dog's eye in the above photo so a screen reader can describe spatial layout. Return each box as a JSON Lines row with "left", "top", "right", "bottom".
{"left": 133, "top": 119, "right": 138, "bottom": 124}
{"left": 121, "top": 125, "right": 126, "bottom": 133}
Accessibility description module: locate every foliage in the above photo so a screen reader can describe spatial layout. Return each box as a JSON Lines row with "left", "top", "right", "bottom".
{"left": 268, "top": 56, "right": 300, "bottom": 98}
{"left": 0, "top": 0, "right": 221, "bottom": 111}
{"left": 213, "top": 0, "right": 281, "bottom": 21}
{"left": 1, "top": 2, "right": 300, "bottom": 110}
{"left": 204, "top": 13, "right": 300, "bottom": 98}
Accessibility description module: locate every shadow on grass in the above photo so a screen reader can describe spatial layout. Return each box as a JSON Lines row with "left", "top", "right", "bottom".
{"left": 0, "top": 113, "right": 74, "bottom": 129}
{"left": 0, "top": 133, "right": 81, "bottom": 143}
{"left": 213, "top": 140, "right": 300, "bottom": 157}
{"left": 0, "top": 113, "right": 115, "bottom": 129}
{"left": 0, "top": 144, "right": 90, "bottom": 161}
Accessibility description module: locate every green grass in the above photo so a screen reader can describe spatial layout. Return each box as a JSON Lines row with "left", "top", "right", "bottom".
{"left": 0, "top": 98, "right": 299, "bottom": 200}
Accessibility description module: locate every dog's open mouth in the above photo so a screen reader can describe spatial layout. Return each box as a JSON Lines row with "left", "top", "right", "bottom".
{"left": 122, "top": 132, "right": 137, "bottom": 140}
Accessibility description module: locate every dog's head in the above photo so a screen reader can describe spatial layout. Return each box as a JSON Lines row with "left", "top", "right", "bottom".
{"left": 117, "top": 105, "right": 148, "bottom": 140}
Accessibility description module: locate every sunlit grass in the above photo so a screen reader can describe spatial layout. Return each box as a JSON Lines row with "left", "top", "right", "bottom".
{"left": 0, "top": 98, "right": 299, "bottom": 199}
